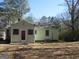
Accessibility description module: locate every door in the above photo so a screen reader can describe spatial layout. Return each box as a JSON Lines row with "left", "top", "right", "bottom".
{"left": 6, "top": 29, "right": 11, "bottom": 43}
{"left": 21, "top": 31, "right": 26, "bottom": 40}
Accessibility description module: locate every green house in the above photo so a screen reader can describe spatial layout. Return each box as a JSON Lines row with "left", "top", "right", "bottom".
{"left": 34, "top": 24, "right": 59, "bottom": 42}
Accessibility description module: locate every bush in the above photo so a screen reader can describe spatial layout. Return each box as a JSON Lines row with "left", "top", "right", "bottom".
{"left": 5, "top": 38, "right": 10, "bottom": 44}
{"left": 59, "top": 30, "right": 79, "bottom": 42}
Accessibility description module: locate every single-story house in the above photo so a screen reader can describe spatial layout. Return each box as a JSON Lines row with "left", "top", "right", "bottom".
{"left": 34, "top": 24, "right": 59, "bottom": 42}
{"left": 0, "top": 20, "right": 59, "bottom": 44}
{"left": 8, "top": 20, "right": 34, "bottom": 44}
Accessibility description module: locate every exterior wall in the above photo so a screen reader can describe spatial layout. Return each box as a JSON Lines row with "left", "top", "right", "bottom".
{"left": 10, "top": 21, "right": 59, "bottom": 43}
{"left": 34, "top": 27, "right": 46, "bottom": 41}
{"left": 34, "top": 26, "right": 59, "bottom": 41}
{"left": 11, "top": 21, "right": 34, "bottom": 43}
{"left": 52, "top": 28, "right": 59, "bottom": 40}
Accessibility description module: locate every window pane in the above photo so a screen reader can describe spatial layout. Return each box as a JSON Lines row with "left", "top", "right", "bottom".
{"left": 28, "top": 29, "right": 33, "bottom": 35}
{"left": 13, "top": 29, "right": 19, "bottom": 35}
{"left": 45, "top": 30, "right": 49, "bottom": 36}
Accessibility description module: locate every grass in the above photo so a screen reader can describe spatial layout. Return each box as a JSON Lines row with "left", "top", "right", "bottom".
{"left": 0, "top": 42, "right": 79, "bottom": 59}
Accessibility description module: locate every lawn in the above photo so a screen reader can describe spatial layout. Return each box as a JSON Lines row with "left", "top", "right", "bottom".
{"left": 0, "top": 42, "right": 79, "bottom": 59}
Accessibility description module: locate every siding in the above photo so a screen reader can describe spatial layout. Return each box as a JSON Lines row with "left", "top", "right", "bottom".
{"left": 34, "top": 26, "right": 59, "bottom": 41}
{"left": 10, "top": 21, "right": 34, "bottom": 43}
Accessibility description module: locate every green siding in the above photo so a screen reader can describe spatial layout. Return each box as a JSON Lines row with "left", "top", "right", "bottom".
{"left": 34, "top": 26, "right": 59, "bottom": 41}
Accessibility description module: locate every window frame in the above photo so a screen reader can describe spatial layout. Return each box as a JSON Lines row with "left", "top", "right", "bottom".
{"left": 13, "top": 29, "right": 19, "bottom": 35}
{"left": 28, "top": 29, "right": 34, "bottom": 35}
{"left": 45, "top": 30, "right": 49, "bottom": 36}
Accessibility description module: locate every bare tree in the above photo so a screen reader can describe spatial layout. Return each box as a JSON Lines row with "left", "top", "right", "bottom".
{"left": 40, "top": 16, "right": 48, "bottom": 24}
{"left": 60, "top": 12, "right": 72, "bottom": 29}
{"left": 59, "top": 0, "right": 79, "bottom": 40}
{"left": 64, "top": 0, "right": 79, "bottom": 31}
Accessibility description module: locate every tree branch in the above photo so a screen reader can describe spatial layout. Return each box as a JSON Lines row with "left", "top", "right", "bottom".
{"left": 65, "top": 0, "right": 71, "bottom": 14}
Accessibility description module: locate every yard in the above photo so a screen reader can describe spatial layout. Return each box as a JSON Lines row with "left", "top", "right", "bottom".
{"left": 0, "top": 42, "right": 79, "bottom": 59}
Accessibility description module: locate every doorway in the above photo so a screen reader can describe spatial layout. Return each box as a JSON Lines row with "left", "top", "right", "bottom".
{"left": 21, "top": 31, "right": 26, "bottom": 40}
{"left": 6, "top": 29, "right": 11, "bottom": 43}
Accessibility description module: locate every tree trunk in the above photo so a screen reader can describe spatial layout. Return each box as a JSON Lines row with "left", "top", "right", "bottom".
{"left": 71, "top": 10, "right": 75, "bottom": 40}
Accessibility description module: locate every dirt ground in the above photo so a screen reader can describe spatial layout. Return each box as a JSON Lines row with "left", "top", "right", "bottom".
{"left": 0, "top": 42, "right": 79, "bottom": 59}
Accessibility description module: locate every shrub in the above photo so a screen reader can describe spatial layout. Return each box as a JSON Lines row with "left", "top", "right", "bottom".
{"left": 59, "top": 30, "right": 79, "bottom": 42}
{"left": 5, "top": 38, "right": 10, "bottom": 44}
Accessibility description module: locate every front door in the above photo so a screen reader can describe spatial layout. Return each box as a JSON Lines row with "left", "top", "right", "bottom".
{"left": 21, "top": 31, "right": 26, "bottom": 40}
{"left": 6, "top": 29, "right": 11, "bottom": 43}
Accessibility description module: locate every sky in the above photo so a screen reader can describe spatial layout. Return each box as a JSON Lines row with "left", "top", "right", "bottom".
{"left": 0, "top": 0, "right": 65, "bottom": 19}
{"left": 0, "top": 0, "right": 3, "bottom": 2}
{"left": 27, "top": 0, "right": 65, "bottom": 19}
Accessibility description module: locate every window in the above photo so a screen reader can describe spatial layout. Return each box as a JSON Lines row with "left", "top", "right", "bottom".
{"left": 35, "top": 30, "right": 37, "bottom": 34}
{"left": 28, "top": 29, "right": 33, "bottom": 35}
{"left": 13, "top": 29, "right": 19, "bottom": 35}
{"left": 18, "top": 18, "right": 20, "bottom": 21}
{"left": 45, "top": 30, "right": 49, "bottom": 36}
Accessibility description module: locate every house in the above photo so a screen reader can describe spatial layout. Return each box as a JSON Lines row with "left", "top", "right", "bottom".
{"left": 9, "top": 20, "right": 59, "bottom": 43}
{"left": 8, "top": 20, "right": 34, "bottom": 44}
{"left": 34, "top": 23, "right": 59, "bottom": 42}
{"left": 0, "top": 13, "right": 60, "bottom": 44}
{"left": 0, "top": 19, "right": 59, "bottom": 44}
{"left": 0, "top": 29, "right": 6, "bottom": 40}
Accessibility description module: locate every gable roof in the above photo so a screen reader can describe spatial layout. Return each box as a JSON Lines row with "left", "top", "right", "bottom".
{"left": 11, "top": 20, "right": 34, "bottom": 27}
